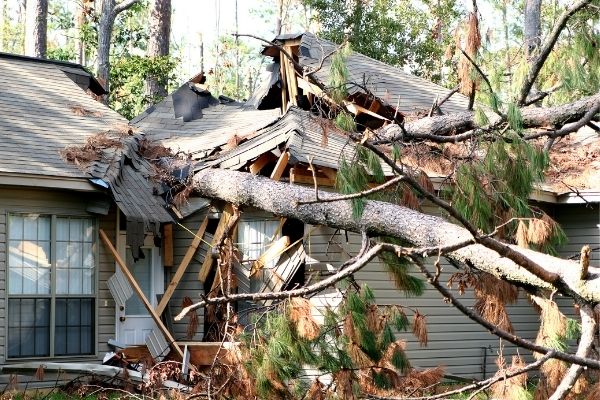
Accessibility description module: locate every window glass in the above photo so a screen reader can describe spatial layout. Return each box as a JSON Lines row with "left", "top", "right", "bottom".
{"left": 8, "top": 215, "right": 51, "bottom": 295}
{"left": 7, "top": 214, "right": 96, "bottom": 358}
{"left": 238, "top": 220, "right": 280, "bottom": 292}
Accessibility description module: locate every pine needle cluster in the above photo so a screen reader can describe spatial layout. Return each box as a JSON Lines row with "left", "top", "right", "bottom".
{"left": 239, "top": 286, "right": 440, "bottom": 399}
{"left": 329, "top": 42, "right": 352, "bottom": 104}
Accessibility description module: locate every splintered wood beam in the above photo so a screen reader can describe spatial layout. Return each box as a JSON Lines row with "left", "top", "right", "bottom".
{"left": 270, "top": 151, "right": 290, "bottom": 181}
{"left": 156, "top": 216, "right": 209, "bottom": 316}
{"left": 199, "top": 204, "right": 235, "bottom": 283}
{"left": 99, "top": 229, "right": 184, "bottom": 359}
{"left": 297, "top": 77, "right": 389, "bottom": 121}
{"left": 288, "top": 167, "right": 336, "bottom": 187}
{"left": 162, "top": 223, "right": 174, "bottom": 268}
{"left": 250, "top": 235, "right": 291, "bottom": 277}
{"left": 283, "top": 45, "right": 298, "bottom": 106}
{"left": 249, "top": 153, "right": 274, "bottom": 175}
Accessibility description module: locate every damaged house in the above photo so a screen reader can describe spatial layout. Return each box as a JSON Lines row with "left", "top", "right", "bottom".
{"left": 0, "top": 31, "right": 598, "bottom": 390}
{"left": 131, "top": 32, "right": 600, "bottom": 379}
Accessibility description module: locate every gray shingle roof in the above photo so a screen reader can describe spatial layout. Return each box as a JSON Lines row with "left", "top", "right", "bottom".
{"left": 0, "top": 55, "right": 171, "bottom": 227}
{"left": 0, "top": 56, "right": 124, "bottom": 179}
{"left": 298, "top": 32, "right": 469, "bottom": 115}
{"left": 201, "top": 106, "right": 393, "bottom": 175}
{"left": 132, "top": 94, "right": 280, "bottom": 158}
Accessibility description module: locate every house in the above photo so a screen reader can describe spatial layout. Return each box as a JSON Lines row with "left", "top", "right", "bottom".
{"left": 0, "top": 53, "right": 176, "bottom": 383}
{"left": 131, "top": 32, "right": 600, "bottom": 380}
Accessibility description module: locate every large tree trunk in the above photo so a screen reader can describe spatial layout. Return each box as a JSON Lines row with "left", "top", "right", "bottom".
{"left": 190, "top": 168, "right": 600, "bottom": 302}
{"left": 144, "top": 0, "right": 171, "bottom": 104}
{"left": 97, "top": 0, "right": 116, "bottom": 95}
{"left": 378, "top": 91, "right": 600, "bottom": 140}
{"left": 524, "top": 0, "right": 542, "bottom": 59}
{"left": 24, "top": 0, "right": 47, "bottom": 58}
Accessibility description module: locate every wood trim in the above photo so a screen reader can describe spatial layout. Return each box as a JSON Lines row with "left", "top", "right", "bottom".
{"left": 99, "top": 229, "right": 184, "bottom": 359}
{"left": 249, "top": 153, "right": 274, "bottom": 175}
{"left": 198, "top": 204, "right": 234, "bottom": 283}
{"left": 162, "top": 224, "right": 174, "bottom": 268}
{"left": 270, "top": 151, "right": 290, "bottom": 181}
{"left": 289, "top": 167, "right": 336, "bottom": 187}
{"left": 156, "top": 216, "right": 209, "bottom": 316}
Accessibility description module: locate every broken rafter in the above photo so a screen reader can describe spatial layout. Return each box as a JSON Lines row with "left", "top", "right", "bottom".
{"left": 99, "top": 229, "right": 184, "bottom": 359}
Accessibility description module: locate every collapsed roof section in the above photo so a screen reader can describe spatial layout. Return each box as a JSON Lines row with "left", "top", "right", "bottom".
{"left": 258, "top": 32, "right": 470, "bottom": 118}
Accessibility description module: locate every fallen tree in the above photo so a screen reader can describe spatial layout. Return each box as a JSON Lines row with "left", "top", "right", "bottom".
{"left": 189, "top": 168, "right": 597, "bottom": 301}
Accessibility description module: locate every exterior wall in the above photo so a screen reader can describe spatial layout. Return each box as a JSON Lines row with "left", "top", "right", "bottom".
{"left": 0, "top": 186, "right": 117, "bottom": 364}
{"left": 304, "top": 224, "right": 542, "bottom": 379}
{"left": 167, "top": 210, "right": 208, "bottom": 342}
{"left": 554, "top": 203, "right": 600, "bottom": 265}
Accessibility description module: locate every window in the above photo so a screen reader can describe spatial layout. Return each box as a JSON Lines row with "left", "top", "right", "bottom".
{"left": 237, "top": 219, "right": 280, "bottom": 292}
{"left": 7, "top": 214, "right": 96, "bottom": 358}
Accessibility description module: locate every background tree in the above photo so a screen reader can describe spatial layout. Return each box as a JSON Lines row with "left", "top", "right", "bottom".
{"left": 144, "top": 0, "right": 171, "bottom": 104}
{"left": 24, "top": 0, "right": 47, "bottom": 57}
{"left": 303, "top": 0, "right": 463, "bottom": 82}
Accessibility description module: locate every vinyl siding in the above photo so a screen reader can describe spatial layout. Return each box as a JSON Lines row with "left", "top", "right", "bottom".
{"left": 0, "top": 187, "right": 116, "bottom": 364}
{"left": 303, "top": 202, "right": 594, "bottom": 378}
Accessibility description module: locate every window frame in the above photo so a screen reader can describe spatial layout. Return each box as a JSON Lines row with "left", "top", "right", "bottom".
{"left": 5, "top": 212, "right": 99, "bottom": 360}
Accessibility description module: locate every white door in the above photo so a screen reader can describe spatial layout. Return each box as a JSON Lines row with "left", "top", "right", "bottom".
{"left": 116, "top": 234, "right": 164, "bottom": 345}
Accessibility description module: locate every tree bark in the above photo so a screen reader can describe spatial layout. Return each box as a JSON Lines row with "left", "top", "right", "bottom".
{"left": 24, "top": 0, "right": 47, "bottom": 58}
{"left": 144, "top": 0, "right": 171, "bottom": 104}
{"left": 190, "top": 168, "right": 600, "bottom": 302}
{"left": 97, "top": 0, "right": 140, "bottom": 100}
{"left": 377, "top": 91, "right": 600, "bottom": 142}
{"left": 524, "top": 0, "right": 542, "bottom": 59}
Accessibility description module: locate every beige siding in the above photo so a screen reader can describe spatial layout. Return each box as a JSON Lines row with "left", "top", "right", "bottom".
{"left": 554, "top": 204, "right": 600, "bottom": 264}
{"left": 304, "top": 223, "right": 575, "bottom": 379}
{"left": 166, "top": 211, "right": 208, "bottom": 341}
{"left": 0, "top": 187, "right": 116, "bottom": 363}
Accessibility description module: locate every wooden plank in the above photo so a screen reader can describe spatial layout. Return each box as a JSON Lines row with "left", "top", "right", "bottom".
{"left": 249, "top": 153, "right": 274, "bottom": 175}
{"left": 250, "top": 236, "right": 291, "bottom": 277}
{"left": 279, "top": 52, "right": 288, "bottom": 112}
{"left": 283, "top": 45, "right": 298, "bottom": 106}
{"left": 288, "top": 167, "right": 336, "bottom": 187}
{"left": 99, "top": 229, "right": 184, "bottom": 359}
{"left": 156, "top": 216, "right": 209, "bottom": 316}
{"left": 178, "top": 342, "right": 236, "bottom": 366}
{"left": 162, "top": 223, "right": 174, "bottom": 268}
{"left": 198, "top": 204, "right": 234, "bottom": 283}
{"left": 270, "top": 151, "right": 289, "bottom": 181}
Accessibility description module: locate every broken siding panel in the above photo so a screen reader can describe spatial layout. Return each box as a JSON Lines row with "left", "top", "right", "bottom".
{"left": 0, "top": 188, "right": 116, "bottom": 363}
{"left": 303, "top": 224, "right": 546, "bottom": 379}
{"left": 168, "top": 212, "right": 209, "bottom": 341}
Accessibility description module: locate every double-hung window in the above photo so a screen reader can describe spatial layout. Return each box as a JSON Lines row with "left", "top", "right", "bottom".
{"left": 7, "top": 214, "right": 96, "bottom": 358}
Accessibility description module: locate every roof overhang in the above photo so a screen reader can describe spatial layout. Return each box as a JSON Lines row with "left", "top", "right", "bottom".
{"left": 0, "top": 172, "right": 99, "bottom": 192}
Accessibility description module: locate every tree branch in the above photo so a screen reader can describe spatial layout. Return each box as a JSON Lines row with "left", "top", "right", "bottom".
{"left": 175, "top": 239, "right": 474, "bottom": 320}
{"left": 190, "top": 168, "right": 600, "bottom": 302}
{"left": 548, "top": 304, "right": 597, "bottom": 400}
{"left": 408, "top": 255, "right": 600, "bottom": 370}
{"left": 375, "top": 91, "right": 600, "bottom": 143}
{"left": 517, "top": 0, "right": 593, "bottom": 105}
{"left": 296, "top": 176, "right": 404, "bottom": 205}
{"left": 113, "top": 0, "right": 140, "bottom": 16}
{"left": 369, "top": 351, "right": 555, "bottom": 400}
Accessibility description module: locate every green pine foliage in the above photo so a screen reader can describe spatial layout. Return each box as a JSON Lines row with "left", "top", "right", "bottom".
{"left": 377, "top": 236, "right": 424, "bottom": 296}
{"left": 335, "top": 145, "right": 385, "bottom": 219}
{"left": 243, "top": 285, "right": 417, "bottom": 397}
{"left": 450, "top": 133, "right": 549, "bottom": 234}
{"left": 329, "top": 43, "right": 352, "bottom": 103}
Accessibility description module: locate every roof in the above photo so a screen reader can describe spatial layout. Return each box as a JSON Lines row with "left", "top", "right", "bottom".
{"left": 270, "top": 32, "right": 470, "bottom": 115}
{"left": 0, "top": 54, "right": 171, "bottom": 226}
{"left": 0, "top": 52, "right": 107, "bottom": 95}
{"left": 198, "top": 106, "right": 393, "bottom": 175}
{"left": 0, "top": 56, "right": 122, "bottom": 181}
{"left": 132, "top": 92, "right": 281, "bottom": 158}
